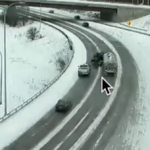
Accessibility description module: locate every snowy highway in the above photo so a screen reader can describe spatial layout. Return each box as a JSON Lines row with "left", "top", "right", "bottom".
{"left": 2, "top": 12, "right": 139, "bottom": 150}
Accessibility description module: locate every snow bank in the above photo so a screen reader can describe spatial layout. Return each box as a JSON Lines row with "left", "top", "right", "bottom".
{"left": 0, "top": 21, "right": 87, "bottom": 149}
{"left": 89, "top": 22, "right": 150, "bottom": 150}
{"left": 0, "top": 21, "right": 71, "bottom": 117}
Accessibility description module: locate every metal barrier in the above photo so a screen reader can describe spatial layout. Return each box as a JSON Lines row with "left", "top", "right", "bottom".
{"left": 119, "top": 23, "right": 147, "bottom": 32}
{"left": 98, "top": 21, "right": 150, "bottom": 36}
{"left": 0, "top": 14, "right": 74, "bottom": 123}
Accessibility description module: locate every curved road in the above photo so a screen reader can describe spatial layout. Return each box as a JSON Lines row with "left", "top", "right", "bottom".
{"left": 48, "top": 19, "right": 139, "bottom": 150}
{"left": 80, "top": 28, "right": 139, "bottom": 150}
{"left": 3, "top": 15, "right": 116, "bottom": 150}
{"left": 4, "top": 14, "right": 138, "bottom": 150}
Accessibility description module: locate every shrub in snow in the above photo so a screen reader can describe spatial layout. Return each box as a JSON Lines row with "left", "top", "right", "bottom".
{"left": 56, "top": 57, "right": 66, "bottom": 72}
{"left": 39, "top": 34, "right": 44, "bottom": 39}
{"left": 88, "top": 12, "right": 100, "bottom": 18}
{"left": 54, "top": 49, "right": 72, "bottom": 72}
{"left": 26, "top": 27, "right": 40, "bottom": 41}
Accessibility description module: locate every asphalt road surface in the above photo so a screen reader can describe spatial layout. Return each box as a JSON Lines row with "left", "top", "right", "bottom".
{"left": 45, "top": 18, "right": 138, "bottom": 150}
{"left": 4, "top": 14, "right": 138, "bottom": 150}
{"left": 3, "top": 15, "right": 116, "bottom": 150}
{"left": 38, "top": 15, "right": 138, "bottom": 150}
{"left": 57, "top": 16, "right": 139, "bottom": 150}
{"left": 80, "top": 28, "right": 138, "bottom": 150}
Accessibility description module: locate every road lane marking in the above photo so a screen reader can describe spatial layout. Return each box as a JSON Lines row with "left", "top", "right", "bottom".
{"left": 53, "top": 109, "right": 91, "bottom": 150}
{"left": 50, "top": 20, "right": 122, "bottom": 150}
{"left": 30, "top": 10, "right": 122, "bottom": 150}
{"left": 31, "top": 113, "right": 58, "bottom": 137}
{"left": 92, "top": 133, "right": 104, "bottom": 150}
{"left": 31, "top": 23, "right": 101, "bottom": 150}
{"left": 64, "top": 24, "right": 122, "bottom": 150}
{"left": 32, "top": 69, "right": 100, "bottom": 150}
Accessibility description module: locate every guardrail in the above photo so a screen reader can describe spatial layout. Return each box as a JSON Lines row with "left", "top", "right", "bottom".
{"left": 0, "top": 13, "right": 74, "bottom": 123}
{"left": 97, "top": 21, "right": 150, "bottom": 36}
{"left": 119, "top": 23, "right": 148, "bottom": 32}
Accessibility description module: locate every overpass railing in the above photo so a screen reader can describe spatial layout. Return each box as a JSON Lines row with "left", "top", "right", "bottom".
{"left": 87, "top": 0, "right": 150, "bottom": 5}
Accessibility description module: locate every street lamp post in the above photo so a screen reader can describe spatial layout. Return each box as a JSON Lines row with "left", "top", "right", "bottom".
{"left": 3, "top": 2, "right": 25, "bottom": 116}
{"left": 39, "top": 0, "right": 42, "bottom": 30}
{"left": 0, "top": 52, "right": 2, "bottom": 105}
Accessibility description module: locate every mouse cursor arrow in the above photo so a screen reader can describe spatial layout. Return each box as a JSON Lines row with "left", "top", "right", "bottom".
{"left": 101, "top": 77, "right": 113, "bottom": 96}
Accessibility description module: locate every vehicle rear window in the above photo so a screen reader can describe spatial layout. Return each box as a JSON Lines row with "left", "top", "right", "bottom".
{"left": 80, "top": 65, "right": 88, "bottom": 68}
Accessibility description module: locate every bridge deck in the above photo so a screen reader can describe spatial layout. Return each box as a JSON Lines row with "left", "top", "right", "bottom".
{"left": 0, "top": 0, "right": 150, "bottom": 11}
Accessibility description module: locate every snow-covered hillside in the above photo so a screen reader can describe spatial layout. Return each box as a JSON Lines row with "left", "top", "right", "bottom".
{"left": 0, "top": 12, "right": 72, "bottom": 117}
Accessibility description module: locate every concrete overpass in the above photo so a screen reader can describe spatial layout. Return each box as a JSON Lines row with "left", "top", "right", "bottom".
{"left": 0, "top": 0, "right": 150, "bottom": 21}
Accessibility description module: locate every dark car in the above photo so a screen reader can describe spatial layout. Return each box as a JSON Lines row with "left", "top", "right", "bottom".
{"left": 74, "top": 15, "right": 80, "bottom": 19}
{"left": 49, "top": 10, "right": 54, "bottom": 13}
{"left": 82, "top": 22, "right": 89, "bottom": 27}
{"left": 91, "top": 52, "right": 105, "bottom": 67}
{"left": 55, "top": 100, "right": 72, "bottom": 112}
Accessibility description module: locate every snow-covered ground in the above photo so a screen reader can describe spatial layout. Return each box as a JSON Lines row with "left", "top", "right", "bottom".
{"left": 0, "top": 20, "right": 87, "bottom": 149}
{"left": 0, "top": 10, "right": 72, "bottom": 117}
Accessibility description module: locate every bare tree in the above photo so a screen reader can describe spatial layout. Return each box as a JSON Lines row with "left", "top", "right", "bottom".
{"left": 26, "top": 27, "right": 40, "bottom": 40}
{"left": 20, "top": 6, "right": 30, "bottom": 25}
{"left": 8, "top": 6, "right": 20, "bottom": 26}
{"left": 0, "top": 5, "right": 30, "bottom": 26}
{"left": 0, "top": 6, "right": 19, "bottom": 26}
{"left": 17, "top": 5, "right": 30, "bottom": 26}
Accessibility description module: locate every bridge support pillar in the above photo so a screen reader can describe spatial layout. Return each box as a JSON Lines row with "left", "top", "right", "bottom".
{"left": 100, "top": 10, "right": 116, "bottom": 22}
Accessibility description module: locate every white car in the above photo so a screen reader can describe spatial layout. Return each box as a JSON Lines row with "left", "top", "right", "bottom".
{"left": 78, "top": 64, "right": 91, "bottom": 77}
